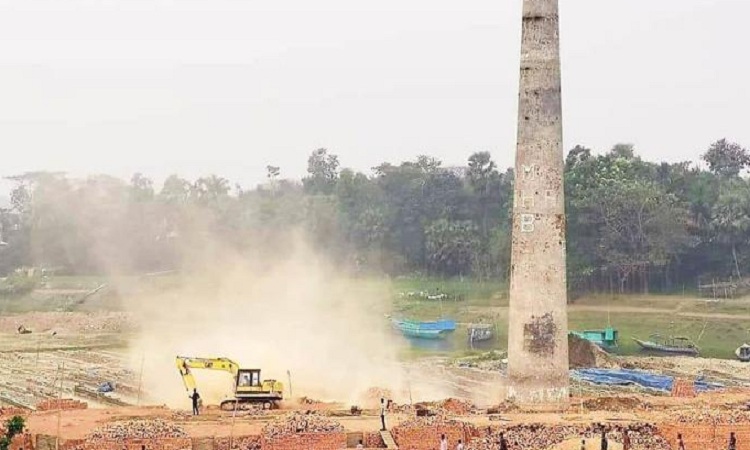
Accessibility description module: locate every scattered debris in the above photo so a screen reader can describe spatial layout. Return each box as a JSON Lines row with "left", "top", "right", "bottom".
{"left": 671, "top": 409, "right": 750, "bottom": 424}
{"left": 262, "top": 412, "right": 344, "bottom": 439}
{"left": 468, "top": 423, "right": 669, "bottom": 450}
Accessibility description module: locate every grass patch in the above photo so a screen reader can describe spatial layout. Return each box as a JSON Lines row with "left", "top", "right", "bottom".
{"left": 385, "top": 278, "right": 750, "bottom": 360}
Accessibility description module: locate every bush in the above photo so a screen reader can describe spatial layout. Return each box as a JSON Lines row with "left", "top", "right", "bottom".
{"left": 1, "top": 269, "right": 38, "bottom": 296}
{"left": 0, "top": 415, "right": 25, "bottom": 450}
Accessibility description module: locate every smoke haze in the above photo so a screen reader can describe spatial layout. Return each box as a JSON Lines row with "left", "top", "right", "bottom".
{"left": 125, "top": 233, "right": 409, "bottom": 407}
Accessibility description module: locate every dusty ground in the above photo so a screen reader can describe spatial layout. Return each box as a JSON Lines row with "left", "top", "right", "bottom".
{"left": 24, "top": 407, "right": 391, "bottom": 439}
{"left": 20, "top": 388, "right": 750, "bottom": 440}
{"left": 3, "top": 310, "right": 750, "bottom": 442}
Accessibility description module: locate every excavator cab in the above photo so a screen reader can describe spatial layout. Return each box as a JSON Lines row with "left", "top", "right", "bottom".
{"left": 236, "top": 369, "right": 262, "bottom": 389}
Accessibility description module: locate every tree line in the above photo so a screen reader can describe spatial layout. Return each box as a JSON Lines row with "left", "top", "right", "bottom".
{"left": 0, "top": 139, "right": 748, "bottom": 294}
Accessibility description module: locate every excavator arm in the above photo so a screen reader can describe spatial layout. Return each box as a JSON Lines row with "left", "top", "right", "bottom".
{"left": 175, "top": 356, "right": 240, "bottom": 393}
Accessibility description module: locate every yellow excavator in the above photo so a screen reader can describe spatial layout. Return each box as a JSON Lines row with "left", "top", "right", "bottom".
{"left": 175, "top": 356, "right": 284, "bottom": 410}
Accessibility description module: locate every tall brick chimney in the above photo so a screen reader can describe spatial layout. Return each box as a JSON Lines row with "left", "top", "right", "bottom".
{"left": 506, "top": 0, "right": 570, "bottom": 409}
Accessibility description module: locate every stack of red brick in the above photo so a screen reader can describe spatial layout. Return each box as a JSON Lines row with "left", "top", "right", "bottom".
{"left": 89, "top": 438, "right": 192, "bottom": 450}
{"left": 671, "top": 379, "right": 696, "bottom": 398}
{"left": 364, "top": 431, "right": 385, "bottom": 448}
{"left": 40, "top": 437, "right": 192, "bottom": 450}
{"left": 214, "top": 435, "right": 261, "bottom": 450}
{"left": 36, "top": 398, "right": 88, "bottom": 411}
{"left": 0, "top": 407, "right": 27, "bottom": 417}
{"left": 661, "top": 423, "right": 750, "bottom": 450}
{"left": 3, "top": 433, "right": 33, "bottom": 450}
{"left": 440, "top": 398, "right": 475, "bottom": 415}
{"left": 393, "top": 420, "right": 475, "bottom": 450}
{"left": 261, "top": 432, "right": 347, "bottom": 450}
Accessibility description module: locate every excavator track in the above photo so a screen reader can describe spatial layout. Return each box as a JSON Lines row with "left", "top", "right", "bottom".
{"left": 220, "top": 399, "right": 279, "bottom": 411}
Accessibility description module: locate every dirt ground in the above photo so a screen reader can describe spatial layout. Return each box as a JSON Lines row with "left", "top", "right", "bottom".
{"left": 24, "top": 407, "right": 392, "bottom": 439}
{"left": 3, "top": 310, "right": 750, "bottom": 442}
{"left": 21, "top": 389, "right": 750, "bottom": 441}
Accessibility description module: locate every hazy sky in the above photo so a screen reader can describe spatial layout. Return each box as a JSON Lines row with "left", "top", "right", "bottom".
{"left": 1, "top": 0, "right": 748, "bottom": 191}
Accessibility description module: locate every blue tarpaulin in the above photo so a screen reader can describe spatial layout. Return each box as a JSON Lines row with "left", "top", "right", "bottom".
{"left": 572, "top": 368, "right": 724, "bottom": 392}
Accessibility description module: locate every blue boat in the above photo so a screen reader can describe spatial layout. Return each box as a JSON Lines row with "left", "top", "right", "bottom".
{"left": 392, "top": 318, "right": 456, "bottom": 339}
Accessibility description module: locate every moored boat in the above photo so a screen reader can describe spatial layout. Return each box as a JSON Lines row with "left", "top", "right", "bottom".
{"left": 468, "top": 324, "right": 493, "bottom": 343}
{"left": 392, "top": 318, "right": 456, "bottom": 339}
{"left": 736, "top": 343, "right": 750, "bottom": 362}
{"left": 569, "top": 327, "right": 619, "bottom": 352}
{"left": 632, "top": 335, "right": 700, "bottom": 356}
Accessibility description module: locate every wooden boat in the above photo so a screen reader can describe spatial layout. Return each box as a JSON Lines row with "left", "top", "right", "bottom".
{"left": 392, "top": 318, "right": 456, "bottom": 339}
{"left": 632, "top": 335, "right": 700, "bottom": 356}
{"left": 468, "top": 324, "right": 493, "bottom": 343}
{"left": 736, "top": 344, "right": 750, "bottom": 362}
{"left": 570, "top": 327, "right": 619, "bottom": 352}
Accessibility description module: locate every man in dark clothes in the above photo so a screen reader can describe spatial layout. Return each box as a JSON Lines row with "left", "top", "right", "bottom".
{"left": 600, "top": 430, "right": 608, "bottom": 450}
{"left": 189, "top": 388, "right": 200, "bottom": 416}
{"left": 677, "top": 433, "right": 685, "bottom": 450}
{"left": 623, "top": 429, "right": 631, "bottom": 450}
{"left": 729, "top": 432, "right": 737, "bottom": 450}
{"left": 498, "top": 432, "right": 508, "bottom": 450}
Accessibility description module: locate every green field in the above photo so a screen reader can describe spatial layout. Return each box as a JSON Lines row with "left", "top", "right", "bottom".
{"left": 2, "top": 275, "right": 749, "bottom": 360}
{"left": 388, "top": 277, "right": 750, "bottom": 360}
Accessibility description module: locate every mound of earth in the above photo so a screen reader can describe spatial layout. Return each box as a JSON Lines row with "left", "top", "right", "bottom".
{"left": 582, "top": 396, "right": 646, "bottom": 412}
{"left": 568, "top": 335, "right": 618, "bottom": 369}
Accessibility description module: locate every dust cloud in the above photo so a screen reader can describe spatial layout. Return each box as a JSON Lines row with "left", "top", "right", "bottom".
{"left": 125, "top": 233, "right": 411, "bottom": 408}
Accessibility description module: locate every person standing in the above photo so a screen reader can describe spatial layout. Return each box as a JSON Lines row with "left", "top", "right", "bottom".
{"left": 623, "top": 430, "right": 631, "bottom": 450}
{"left": 499, "top": 432, "right": 509, "bottom": 450}
{"left": 600, "top": 430, "right": 608, "bottom": 450}
{"left": 189, "top": 388, "right": 200, "bottom": 416}
{"left": 456, "top": 439, "right": 464, "bottom": 450}
{"left": 356, "top": 439, "right": 364, "bottom": 449}
{"left": 677, "top": 433, "right": 686, "bottom": 450}
{"left": 380, "top": 398, "right": 387, "bottom": 431}
{"left": 440, "top": 434, "right": 448, "bottom": 450}
{"left": 729, "top": 432, "right": 737, "bottom": 450}
{"left": 581, "top": 439, "right": 586, "bottom": 450}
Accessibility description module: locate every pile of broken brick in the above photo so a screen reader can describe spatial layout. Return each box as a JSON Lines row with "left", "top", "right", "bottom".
{"left": 262, "top": 412, "right": 344, "bottom": 439}
{"left": 87, "top": 418, "right": 188, "bottom": 441}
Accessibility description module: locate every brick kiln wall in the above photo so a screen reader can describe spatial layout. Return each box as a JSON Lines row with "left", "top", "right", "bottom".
{"left": 35, "top": 436, "right": 87, "bottom": 450}
{"left": 36, "top": 399, "right": 88, "bottom": 411}
{"left": 0, "top": 407, "right": 29, "bottom": 418}
{"left": 346, "top": 431, "right": 386, "bottom": 448}
{"left": 660, "top": 423, "right": 750, "bottom": 450}
{"left": 35, "top": 436, "right": 193, "bottom": 450}
{"left": 6, "top": 433, "right": 33, "bottom": 450}
{"left": 214, "top": 435, "right": 261, "bottom": 450}
{"left": 84, "top": 438, "right": 192, "bottom": 450}
{"left": 260, "top": 432, "right": 347, "bottom": 450}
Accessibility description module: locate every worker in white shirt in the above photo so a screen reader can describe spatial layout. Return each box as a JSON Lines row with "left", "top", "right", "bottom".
{"left": 356, "top": 439, "right": 364, "bottom": 449}
{"left": 440, "top": 434, "right": 448, "bottom": 450}
{"left": 380, "top": 398, "right": 387, "bottom": 431}
{"left": 456, "top": 439, "right": 465, "bottom": 450}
